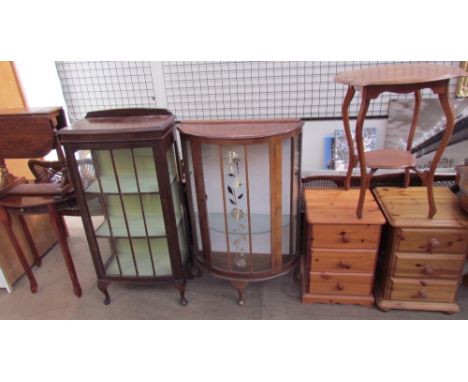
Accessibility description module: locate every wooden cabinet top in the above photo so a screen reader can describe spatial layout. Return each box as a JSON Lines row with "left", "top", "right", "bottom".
{"left": 178, "top": 119, "right": 303, "bottom": 140}
{"left": 335, "top": 63, "right": 467, "bottom": 87}
{"left": 373, "top": 187, "right": 468, "bottom": 228}
{"left": 59, "top": 113, "right": 176, "bottom": 143}
{"left": 0, "top": 107, "right": 62, "bottom": 118}
{"left": 304, "top": 189, "right": 385, "bottom": 225}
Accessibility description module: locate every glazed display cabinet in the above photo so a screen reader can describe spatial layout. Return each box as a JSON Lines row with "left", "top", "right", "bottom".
{"left": 178, "top": 119, "right": 303, "bottom": 305}
{"left": 59, "top": 109, "right": 190, "bottom": 305}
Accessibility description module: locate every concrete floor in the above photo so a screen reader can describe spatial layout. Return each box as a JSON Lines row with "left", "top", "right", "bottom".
{"left": 1, "top": 217, "right": 467, "bottom": 319}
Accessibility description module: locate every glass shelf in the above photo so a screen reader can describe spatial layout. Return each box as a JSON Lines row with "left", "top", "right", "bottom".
{"left": 96, "top": 215, "right": 183, "bottom": 238}
{"left": 88, "top": 182, "right": 183, "bottom": 238}
{"left": 85, "top": 174, "right": 177, "bottom": 194}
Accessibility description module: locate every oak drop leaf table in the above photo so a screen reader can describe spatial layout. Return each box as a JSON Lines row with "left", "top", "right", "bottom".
{"left": 335, "top": 63, "right": 467, "bottom": 219}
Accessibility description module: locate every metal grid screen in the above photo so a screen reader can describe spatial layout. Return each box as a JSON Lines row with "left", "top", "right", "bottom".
{"left": 163, "top": 61, "right": 460, "bottom": 120}
{"left": 56, "top": 61, "right": 156, "bottom": 122}
{"left": 55, "top": 61, "right": 461, "bottom": 122}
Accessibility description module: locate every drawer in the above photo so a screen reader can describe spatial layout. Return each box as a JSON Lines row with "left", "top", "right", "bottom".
{"left": 311, "top": 249, "right": 377, "bottom": 274}
{"left": 397, "top": 228, "right": 468, "bottom": 254}
{"left": 393, "top": 253, "right": 464, "bottom": 279}
{"left": 309, "top": 272, "right": 373, "bottom": 296}
{"left": 390, "top": 278, "right": 458, "bottom": 303}
{"left": 311, "top": 224, "right": 381, "bottom": 250}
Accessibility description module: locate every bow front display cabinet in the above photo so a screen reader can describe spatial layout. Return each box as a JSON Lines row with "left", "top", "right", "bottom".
{"left": 58, "top": 109, "right": 190, "bottom": 305}
{"left": 178, "top": 119, "right": 303, "bottom": 305}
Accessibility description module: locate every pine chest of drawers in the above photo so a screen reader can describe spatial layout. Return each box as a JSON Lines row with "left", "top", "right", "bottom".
{"left": 301, "top": 189, "right": 386, "bottom": 306}
{"left": 373, "top": 187, "right": 468, "bottom": 314}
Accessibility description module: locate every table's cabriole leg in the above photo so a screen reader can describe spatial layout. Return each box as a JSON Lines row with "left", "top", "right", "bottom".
{"left": 426, "top": 173, "right": 436, "bottom": 218}
{"left": 404, "top": 90, "right": 422, "bottom": 187}
{"left": 18, "top": 215, "right": 42, "bottom": 267}
{"left": 425, "top": 87, "right": 455, "bottom": 218}
{"left": 342, "top": 86, "right": 356, "bottom": 190}
{"left": 355, "top": 89, "right": 371, "bottom": 219}
{"left": 0, "top": 207, "right": 38, "bottom": 293}
{"left": 47, "top": 204, "right": 82, "bottom": 297}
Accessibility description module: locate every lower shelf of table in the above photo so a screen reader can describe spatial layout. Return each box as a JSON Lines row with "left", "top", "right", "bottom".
{"left": 364, "top": 149, "right": 416, "bottom": 170}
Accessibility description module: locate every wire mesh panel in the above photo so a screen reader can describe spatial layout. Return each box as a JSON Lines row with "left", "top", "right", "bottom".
{"left": 55, "top": 61, "right": 462, "bottom": 122}
{"left": 162, "top": 61, "right": 461, "bottom": 120}
{"left": 56, "top": 61, "right": 156, "bottom": 122}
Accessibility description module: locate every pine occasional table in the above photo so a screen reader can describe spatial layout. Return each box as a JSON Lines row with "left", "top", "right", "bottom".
{"left": 335, "top": 63, "right": 467, "bottom": 219}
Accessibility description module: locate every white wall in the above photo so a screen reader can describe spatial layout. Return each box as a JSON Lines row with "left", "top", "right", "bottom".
{"left": 14, "top": 61, "right": 67, "bottom": 116}
{"left": 14, "top": 61, "right": 68, "bottom": 161}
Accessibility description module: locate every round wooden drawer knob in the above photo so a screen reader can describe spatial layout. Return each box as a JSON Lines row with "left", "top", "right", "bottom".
{"left": 338, "top": 260, "right": 351, "bottom": 269}
{"left": 340, "top": 231, "right": 350, "bottom": 243}
{"left": 417, "top": 289, "right": 428, "bottom": 299}
{"left": 336, "top": 282, "right": 345, "bottom": 291}
{"left": 427, "top": 238, "right": 440, "bottom": 252}
{"left": 423, "top": 265, "right": 434, "bottom": 275}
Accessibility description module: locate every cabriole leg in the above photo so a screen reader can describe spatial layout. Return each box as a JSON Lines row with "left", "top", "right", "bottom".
{"left": 354, "top": 90, "right": 371, "bottom": 219}
{"left": 0, "top": 207, "right": 38, "bottom": 293}
{"left": 97, "top": 280, "right": 111, "bottom": 305}
{"left": 342, "top": 86, "right": 356, "bottom": 190}
{"left": 426, "top": 173, "right": 436, "bottom": 218}
{"left": 18, "top": 215, "right": 41, "bottom": 267}
{"left": 175, "top": 280, "right": 188, "bottom": 306}
{"left": 231, "top": 281, "right": 249, "bottom": 306}
{"left": 48, "top": 204, "right": 82, "bottom": 297}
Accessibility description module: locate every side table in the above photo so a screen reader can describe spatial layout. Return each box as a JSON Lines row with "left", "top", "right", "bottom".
{"left": 335, "top": 63, "right": 467, "bottom": 218}
{"left": 0, "top": 189, "right": 82, "bottom": 297}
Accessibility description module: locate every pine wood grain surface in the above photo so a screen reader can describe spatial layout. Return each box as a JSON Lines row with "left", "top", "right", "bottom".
{"left": 373, "top": 187, "right": 468, "bottom": 228}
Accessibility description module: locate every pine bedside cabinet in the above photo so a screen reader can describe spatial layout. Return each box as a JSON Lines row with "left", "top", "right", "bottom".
{"left": 302, "top": 188, "right": 386, "bottom": 306}
{"left": 373, "top": 187, "right": 468, "bottom": 314}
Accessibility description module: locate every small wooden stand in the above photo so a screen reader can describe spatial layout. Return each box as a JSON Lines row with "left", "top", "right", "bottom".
{"left": 335, "top": 63, "right": 467, "bottom": 219}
